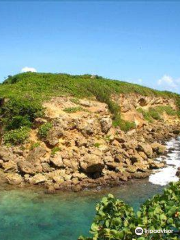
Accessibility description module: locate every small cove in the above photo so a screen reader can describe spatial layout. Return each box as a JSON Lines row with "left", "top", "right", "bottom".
{"left": 0, "top": 137, "right": 179, "bottom": 240}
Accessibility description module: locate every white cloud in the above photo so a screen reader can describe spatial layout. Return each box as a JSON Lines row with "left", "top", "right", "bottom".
{"left": 157, "top": 75, "right": 178, "bottom": 89}
{"left": 21, "top": 67, "right": 37, "bottom": 73}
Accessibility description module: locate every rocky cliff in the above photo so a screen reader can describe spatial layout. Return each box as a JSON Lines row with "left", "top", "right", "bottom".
{"left": 1, "top": 92, "right": 180, "bottom": 192}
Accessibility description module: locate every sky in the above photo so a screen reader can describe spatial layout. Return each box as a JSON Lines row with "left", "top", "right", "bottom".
{"left": 0, "top": 1, "right": 180, "bottom": 93}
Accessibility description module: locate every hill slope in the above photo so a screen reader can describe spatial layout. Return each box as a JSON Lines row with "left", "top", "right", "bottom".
{"left": 0, "top": 73, "right": 180, "bottom": 191}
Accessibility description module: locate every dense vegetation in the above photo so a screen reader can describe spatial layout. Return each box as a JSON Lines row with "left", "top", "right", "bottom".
{"left": 0, "top": 72, "right": 180, "bottom": 144}
{"left": 79, "top": 181, "right": 180, "bottom": 240}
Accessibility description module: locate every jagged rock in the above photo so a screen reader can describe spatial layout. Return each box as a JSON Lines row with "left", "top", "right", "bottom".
{"left": 2, "top": 161, "right": 17, "bottom": 173}
{"left": 80, "top": 154, "right": 104, "bottom": 173}
{"left": 50, "top": 153, "right": 64, "bottom": 168}
{"left": 100, "top": 117, "right": 112, "bottom": 133}
{"left": 29, "top": 174, "right": 47, "bottom": 184}
{"left": 52, "top": 176, "right": 64, "bottom": 184}
{"left": 137, "top": 143, "right": 153, "bottom": 158}
{"left": 0, "top": 147, "right": 14, "bottom": 162}
{"left": 75, "top": 136, "right": 87, "bottom": 147}
{"left": 18, "top": 161, "right": 37, "bottom": 175}
{"left": 26, "top": 146, "right": 47, "bottom": 162}
{"left": 151, "top": 142, "right": 166, "bottom": 155}
{"left": 6, "top": 173, "right": 23, "bottom": 185}
{"left": 46, "top": 128, "right": 64, "bottom": 146}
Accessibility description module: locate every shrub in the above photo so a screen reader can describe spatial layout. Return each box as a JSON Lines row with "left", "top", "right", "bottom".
{"left": 38, "top": 122, "right": 52, "bottom": 138}
{"left": 0, "top": 98, "right": 43, "bottom": 131}
{"left": 113, "top": 116, "right": 136, "bottom": 132}
{"left": 5, "top": 115, "right": 32, "bottom": 130}
{"left": 3, "top": 127, "right": 30, "bottom": 145}
{"left": 79, "top": 181, "right": 180, "bottom": 240}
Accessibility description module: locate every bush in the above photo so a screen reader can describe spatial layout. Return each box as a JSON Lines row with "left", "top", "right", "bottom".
{"left": 38, "top": 122, "right": 52, "bottom": 138}
{"left": 113, "top": 116, "right": 136, "bottom": 132}
{"left": 0, "top": 98, "right": 43, "bottom": 131}
{"left": 3, "top": 127, "right": 30, "bottom": 145}
{"left": 79, "top": 181, "right": 180, "bottom": 240}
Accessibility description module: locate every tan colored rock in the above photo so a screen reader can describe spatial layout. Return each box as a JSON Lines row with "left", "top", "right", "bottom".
{"left": 2, "top": 161, "right": 17, "bottom": 173}
{"left": 100, "top": 117, "right": 112, "bottom": 133}
{"left": 80, "top": 154, "right": 104, "bottom": 173}
{"left": 151, "top": 142, "right": 166, "bottom": 154}
{"left": 6, "top": 173, "right": 23, "bottom": 185}
{"left": 26, "top": 146, "right": 47, "bottom": 162}
{"left": 46, "top": 127, "right": 64, "bottom": 146}
{"left": 50, "top": 153, "right": 64, "bottom": 168}
{"left": 18, "top": 161, "right": 37, "bottom": 174}
{"left": 29, "top": 174, "right": 47, "bottom": 184}
{"left": 137, "top": 143, "right": 153, "bottom": 158}
{"left": 0, "top": 147, "right": 14, "bottom": 162}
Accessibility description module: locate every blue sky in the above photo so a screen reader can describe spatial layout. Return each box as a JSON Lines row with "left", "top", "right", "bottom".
{"left": 0, "top": 1, "right": 180, "bottom": 92}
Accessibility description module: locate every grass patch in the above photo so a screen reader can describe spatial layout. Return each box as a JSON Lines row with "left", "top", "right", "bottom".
{"left": 51, "top": 146, "right": 61, "bottom": 156}
{"left": 137, "top": 105, "right": 177, "bottom": 122}
{"left": 3, "top": 127, "right": 30, "bottom": 145}
{"left": 113, "top": 116, "right": 136, "bottom": 132}
{"left": 63, "top": 106, "right": 84, "bottom": 113}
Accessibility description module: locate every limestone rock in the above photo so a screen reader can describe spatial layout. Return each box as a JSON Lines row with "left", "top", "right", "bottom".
{"left": 80, "top": 154, "right": 104, "bottom": 173}
{"left": 29, "top": 174, "right": 47, "bottom": 184}
{"left": 6, "top": 173, "right": 23, "bottom": 185}
{"left": 151, "top": 142, "right": 166, "bottom": 155}
{"left": 100, "top": 117, "right": 112, "bottom": 133}
{"left": 50, "top": 153, "right": 64, "bottom": 168}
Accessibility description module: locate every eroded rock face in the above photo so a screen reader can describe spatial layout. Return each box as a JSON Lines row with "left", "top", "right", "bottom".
{"left": 80, "top": 153, "right": 104, "bottom": 174}
{"left": 0, "top": 95, "right": 180, "bottom": 192}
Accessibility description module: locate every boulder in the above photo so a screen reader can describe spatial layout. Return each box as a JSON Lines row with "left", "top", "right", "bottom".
{"left": 18, "top": 161, "right": 37, "bottom": 175}
{"left": 50, "top": 153, "right": 64, "bottom": 168}
{"left": 29, "top": 174, "right": 47, "bottom": 184}
{"left": 0, "top": 147, "right": 14, "bottom": 162}
{"left": 151, "top": 142, "right": 166, "bottom": 155}
{"left": 100, "top": 117, "right": 112, "bottom": 133}
{"left": 2, "top": 161, "right": 17, "bottom": 173}
{"left": 80, "top": 154, "right": 104, "bottom": 173}
{"left": 26, "top": 146, "right": 47, "bottom": 162}
{"left": 6, "top": 173, "right": 23, "bottom": 185}
{"left": 137, "top": 143, "right": 153, "bottom": 158}
{"left": 46, "top": 128, "right": 64, "bottom": 146}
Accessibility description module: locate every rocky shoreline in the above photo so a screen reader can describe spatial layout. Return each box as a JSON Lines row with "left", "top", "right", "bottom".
{"left": 0, "top": 96, "right": 180, "bottom": 193}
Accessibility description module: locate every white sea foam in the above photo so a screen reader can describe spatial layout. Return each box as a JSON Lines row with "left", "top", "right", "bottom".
{"left": 149, "top": 137, "right": 180, "bottom": 186}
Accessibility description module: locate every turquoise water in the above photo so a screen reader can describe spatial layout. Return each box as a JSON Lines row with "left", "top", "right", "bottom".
{"left": 0, "top": 179, "right": 164, "bottom": 240}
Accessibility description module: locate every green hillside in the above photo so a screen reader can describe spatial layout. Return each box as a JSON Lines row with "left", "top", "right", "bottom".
{"left": 0, "top": 72, "right": 180, "bottom": 144}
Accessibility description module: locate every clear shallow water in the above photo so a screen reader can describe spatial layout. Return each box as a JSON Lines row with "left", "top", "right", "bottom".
{"left": 0, "top": 180, "right": 164, "bottom": 240}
